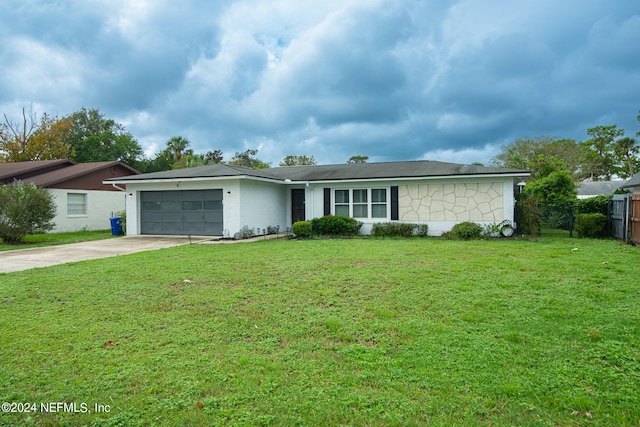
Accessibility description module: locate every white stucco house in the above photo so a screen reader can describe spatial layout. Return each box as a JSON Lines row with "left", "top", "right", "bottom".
{"left": 0, "top": 159, "right": 139, "bottom": 232}
{"left": 104, "top": 160, "right": 529, "bottom": 237}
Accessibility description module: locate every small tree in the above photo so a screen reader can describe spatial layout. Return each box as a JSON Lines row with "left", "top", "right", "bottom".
{"left": 0, "top": 182, "right": 56, "bottom": 243}
{"left": 280, "top": 155, "right": 317, "bottom": 166}
{"left": 228, "top": 149, "right": 271, "bottom": 169}
{"left": 347, "top": 155, "right": 369, "bottom": 164}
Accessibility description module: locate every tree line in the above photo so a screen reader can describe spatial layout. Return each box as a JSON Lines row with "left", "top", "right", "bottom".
{"left": 0, "top": 107, "right": 374, "bottom": 171}
{"left": 491, "top": 120, "right": 640, "bottom": 182}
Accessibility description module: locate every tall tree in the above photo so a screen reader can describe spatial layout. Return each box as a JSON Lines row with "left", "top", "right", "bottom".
{"left": 66, "top": 108, "right": 143, "bottom": 166}
{"left": 279, "top": 155, "right": 317, "bottom": 166}
{"left": 164, "top": 136, "right": 193, "bottom": 161}
{"left": 347, "top": 155, "right": 368, "bottom": 164}
{"left": 0, "top": 107, "right": 73, "bottom": 162}
{"left": 204, "top": 150, "right": 224, "bottom": 164}
{"left": 581, "top": 125, "right": 624, "bottom": 180}
{"left": 613, "top": 137, "right": 639, "bottom": 178}
{"left": 228, "top": 149, "right": 270, "bottom": 169}
{"left": 491, "top": 136, "right": 582, "bottom": 180}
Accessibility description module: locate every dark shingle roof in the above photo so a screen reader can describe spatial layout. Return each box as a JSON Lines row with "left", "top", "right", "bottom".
{"left": 577, "top": 181, "right": 625, "bottom": 196}
{"left": 107, "top": 160, "right": 529, "bottom": 183}
{"left": 620, "top": 174, "right": 640, "bottom": 189}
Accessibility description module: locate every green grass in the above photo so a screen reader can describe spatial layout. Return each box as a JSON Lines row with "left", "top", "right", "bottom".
{"left": 1, "top": 236, "right": 639, "bottom": 426}
{"left": 0, "top": 230, "right": 117, "bottom": 252}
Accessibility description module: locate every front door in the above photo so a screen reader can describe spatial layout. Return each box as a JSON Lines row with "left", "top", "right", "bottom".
{"left": 291, "top": 189, "right": 305, "bottom": 223}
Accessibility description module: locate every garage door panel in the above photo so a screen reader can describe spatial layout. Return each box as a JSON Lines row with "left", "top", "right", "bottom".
{"left": 144, "top": 212, "right": 163, "bottom": 222}
{"left": 182, "top": 212, "right": 203, "bottom": 222}
{"left": 140, "top": 190, "right": 223, "bottom": 236}
{"left": 162, "top": 212, "right": 182, "bottom": 222}
{"left": 204, "top": 211, "right": 223, "bottom": 222}
{"left": 182, "top": 190, "right": 204, "bottom": 201}
{"left": 163, "top": 201, "right": 181, "bottom": 210}
{"left": 142, "top": 222, "right": 163, "bottom": 234}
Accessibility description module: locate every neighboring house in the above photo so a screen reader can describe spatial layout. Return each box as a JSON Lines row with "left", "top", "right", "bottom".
{"left": 577, "top": 181, "right": 625, "bottom": 199}
{"left": 0, "top": 159, "right": 139, "bottom": 232}
{"left": 620, "top": 174, "right": 640, "bottom": 193}
{"left": 105, "top": 160, "right": 529, "bottom": 237}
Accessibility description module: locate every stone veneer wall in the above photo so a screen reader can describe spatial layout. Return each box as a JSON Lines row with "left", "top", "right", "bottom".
{"left": 398, "top": 182, "right": 503, "bottom": 222}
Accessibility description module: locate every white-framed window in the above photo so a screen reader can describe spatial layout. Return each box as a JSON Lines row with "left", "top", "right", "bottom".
{"left": 67, "top": 193, "right": 87, "bottom": 216}
{"left": 333, "top": 188, "right": 388, "bottom": 219}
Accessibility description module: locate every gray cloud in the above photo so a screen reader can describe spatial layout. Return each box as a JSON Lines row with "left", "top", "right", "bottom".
{"left": 1, "top": 0, "right": 639, "bottom": 166}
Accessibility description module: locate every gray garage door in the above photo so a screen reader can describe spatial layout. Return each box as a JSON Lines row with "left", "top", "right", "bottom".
{"left": 140, "top": 190, "right": 223, "bottom": 235}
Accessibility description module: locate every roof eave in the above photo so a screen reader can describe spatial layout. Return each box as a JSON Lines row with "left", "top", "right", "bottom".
{"left": 285, "top": 171, "right": 531, "bottom": 185}
{"left": 103, "top": 174, "right": 284, "bottom": 185}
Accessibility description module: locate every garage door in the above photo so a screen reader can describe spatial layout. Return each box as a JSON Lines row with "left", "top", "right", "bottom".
{"left": 140, "top": 190, "right": 223, "bottom": 235}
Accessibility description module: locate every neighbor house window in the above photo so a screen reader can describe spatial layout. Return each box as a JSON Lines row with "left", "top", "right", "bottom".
{"left": 333, "top": 188, "right": 388, "bottom": 219}
{"left": 67, "top": 193, "right": 87, "bottom": 216}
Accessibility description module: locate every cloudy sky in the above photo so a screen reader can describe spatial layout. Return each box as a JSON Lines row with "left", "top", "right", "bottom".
{"left": 1, "top": 0, "right": 639, "bottom": 166}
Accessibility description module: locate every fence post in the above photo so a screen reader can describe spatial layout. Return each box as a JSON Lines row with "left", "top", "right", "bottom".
{"left": 537, "top": 202, "right": 542, "bottom": 236}
{"left": 568, "top": 202, "right": 574, "bottom": 237}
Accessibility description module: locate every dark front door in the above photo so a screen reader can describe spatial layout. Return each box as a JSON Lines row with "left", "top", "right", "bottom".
{"left": 291, "top": 189, "right": 305, "bottom": 223}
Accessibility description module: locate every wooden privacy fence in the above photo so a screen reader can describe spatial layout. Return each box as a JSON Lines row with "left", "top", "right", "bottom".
{"left": 609, "top": 194, "right": 630, "bottom": 242}
{"left": 632, "top": 194, "right": 640, "bottom": 245}
{"left": 610, "top": 193, "right": 640, "bottom": 244}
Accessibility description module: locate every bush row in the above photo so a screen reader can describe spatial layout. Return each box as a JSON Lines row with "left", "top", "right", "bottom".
{"left": 371, "top": 222, "right": 429, "bottom": 237}
{"left": 292, "top": 215, "right": 362, "bottom": 238}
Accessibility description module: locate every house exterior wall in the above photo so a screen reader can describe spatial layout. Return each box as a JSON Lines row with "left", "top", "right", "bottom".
{"left": 49, "top": 189, "right": 126, "bottom": 232}
{"left": 120, "top": 175, "right": 518, "bottom": 237}
{"left": 237, "top": 180, "right": 288, "bottom": 235}
{"left": 122, "top": 178, "right": 286, "bottom": 237}
{"left": 305, "top": 176, "right": 516, "bottom": 236}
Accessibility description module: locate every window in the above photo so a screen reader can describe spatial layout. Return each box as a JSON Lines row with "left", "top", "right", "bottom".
{"left": 333, "top": 188, "right": 388, "bottom": 219}
{"left": 371, "top": 189, "right": 387, "bottom": 218}
{"left": 335, "top": 190, "right": 350, "bottom": 217}
{"left": 67, "top": 193, "right": 87, "bottom": 216}
{"left": 353, "top": 189, "right": 368, "bottom": 218}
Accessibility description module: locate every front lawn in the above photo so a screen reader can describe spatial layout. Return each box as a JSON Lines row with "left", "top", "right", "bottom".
{"left": 0, "top": 230, "right": 117, "bottom": 252}
{"left": 0, "top": 237, "right": 638, "bottom": 426}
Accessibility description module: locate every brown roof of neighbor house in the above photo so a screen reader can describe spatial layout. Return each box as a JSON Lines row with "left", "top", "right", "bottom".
{"left": 0, "top": 159, "right": 76, "bottom": 183}
{"left": 0, "top": 159, "right": 139, "bottom": 189}
{"left": 106, "top": 160, "right": 530, "bottom": 183}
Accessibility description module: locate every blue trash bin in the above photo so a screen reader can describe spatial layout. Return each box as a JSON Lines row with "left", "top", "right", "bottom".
{"left": 110, "top": 217, "right": 123, "bottom": 236}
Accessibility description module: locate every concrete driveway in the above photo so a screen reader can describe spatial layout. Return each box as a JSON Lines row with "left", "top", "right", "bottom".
{"left": 0, "top": 236, "right": 212, "bottom": 273}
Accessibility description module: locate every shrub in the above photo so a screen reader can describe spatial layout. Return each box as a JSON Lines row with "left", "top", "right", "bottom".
{"left": 447, "top": 222, "right": 484, "bottom": 240}
{"left": 574, "top": 213, "right": 607, "bottom": 238}
{"left": 371, "top": 222, "right": 428, "bottom": 238}
{"left": 0, "top": 182, "right": 56, "bottom": 243}
{"left": 235, "top": 225, "right": 255, "bottom": 239}
{"left": 415, "top": 224, "right": 429, "bottom": 237}
{"left": 292, "top": 221, "right": 312, "bottom": 237}
{"left": 311, "top": 215, "right": 362, "bottom": 236}
{"left": 574, "top": 195, "right": 611, "bottom": 216}
{"left": 515, "top": 195, "right": 541, "bottom": 235}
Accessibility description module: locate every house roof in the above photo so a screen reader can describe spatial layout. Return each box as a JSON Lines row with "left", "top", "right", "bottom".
{"left": 106, "top": 160, "right": 529, "bottom": 183}
{"left": 620, "top": 174, "right": 640, "bottom": 189}
{"left": 0, "top": 159, "right": 75, "bottom": 182}
{"left": 0, "top": 159, "right": 139, "bottom": 188}
{"left": 21, "top": 162, "right": 140, "bottom": 187}
{"left": 577, "top": 181, "right": 625, "bottom": 197}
